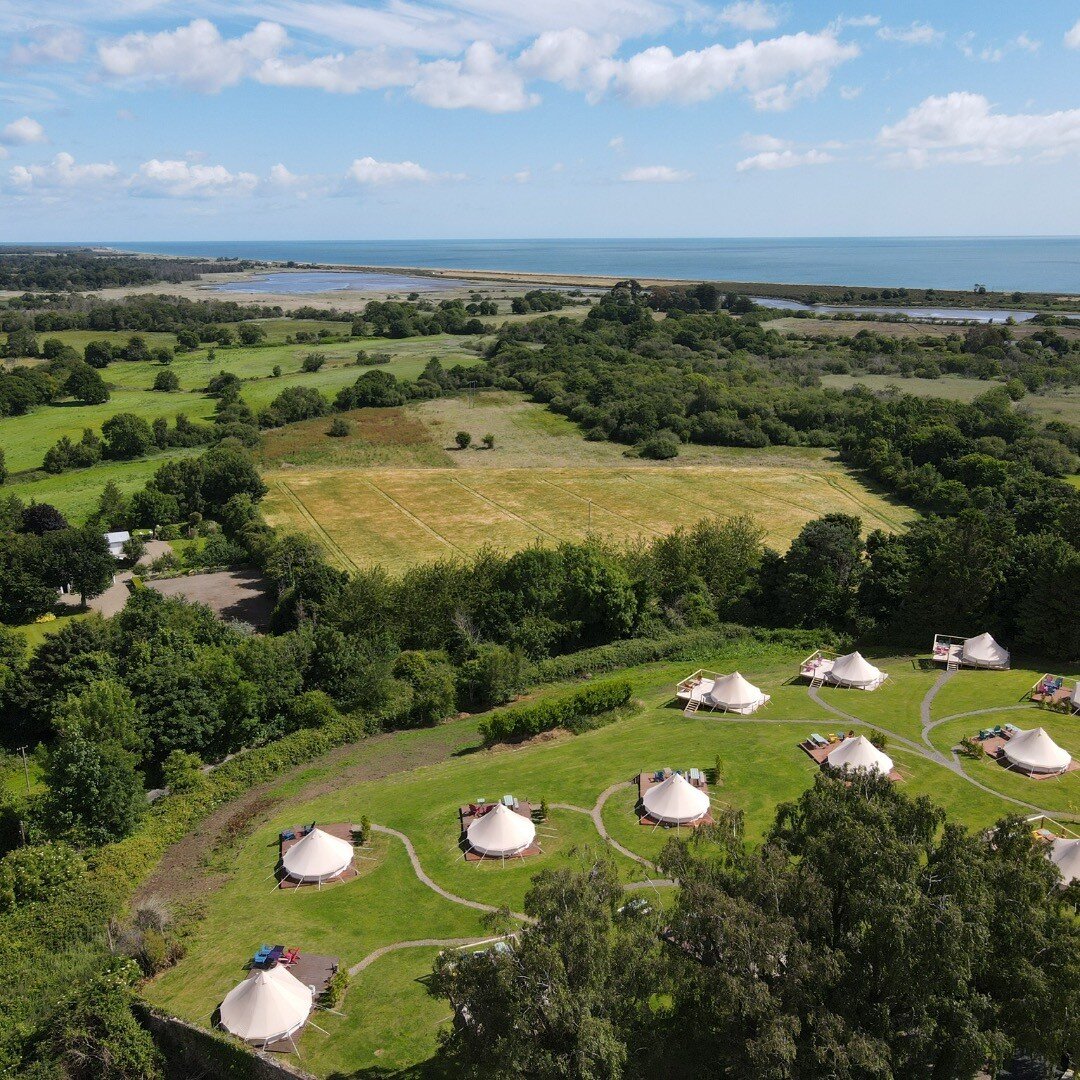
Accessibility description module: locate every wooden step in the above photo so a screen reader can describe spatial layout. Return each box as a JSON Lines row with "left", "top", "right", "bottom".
{"left": 683, "top": 699, "right": 699, "bottom": 715}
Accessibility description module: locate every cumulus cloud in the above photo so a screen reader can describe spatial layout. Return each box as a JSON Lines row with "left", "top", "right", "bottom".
{"left": 1, "top": 117, "right": 46, "bottom": 145}
{"left": 621, "top": 164, "right": 692, "bottom": 181}
{"left": 518, "top": 28, "right": 617, "bottom": 95}
{"left": 9, "top": 25, "right": 84, "bottom": 66}
{"left": 98, "top": 19, "right": 287, "bottom": 92}
{"left": 9, "top": 152, "right": 119, "bottom": 190}
{"left": 256, "top": 48, "right": 417, "bottom": 93}
{"left": 348, "top": 156, "right": 438, "bottom": 184}
{"left": 411, "top": 41, "right": 539, "bottom": 111}
{"left": 598, "top": 31, "right": 859, "bottom": 109}
{"left": 740, "top": 133, "right": 790, "bottom": 151}
{"left": 716, "top": 1, "right": 782, "bottom": 32}
{"left": 839, "top": 84, "right": 863, "bottom": 100}
{"left": 511, "top": 169, "right": 531, "bottom": 183}
{"left": 878, "top": 91, "right": 1080, "bottom": 166}
{"left": 736, "top": 147, "right": 833, "bottom": 170}
{"left": 877, "top": 22, "right": 943, "bottom": 46}
{"left": 129, "top": 158, "right": 259, "bottom": 197}
{"left": 1067, "top": 20, "right": 1080, "bottom": 48}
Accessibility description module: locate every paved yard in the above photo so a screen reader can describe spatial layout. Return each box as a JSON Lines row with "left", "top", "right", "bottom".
{"left": 145, "top": 570, "right": 275, "bottom": 629}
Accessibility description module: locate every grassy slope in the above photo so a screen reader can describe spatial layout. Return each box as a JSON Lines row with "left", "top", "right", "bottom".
{"left": 143, "top": 647, "right": 1059, "bottom": 1077}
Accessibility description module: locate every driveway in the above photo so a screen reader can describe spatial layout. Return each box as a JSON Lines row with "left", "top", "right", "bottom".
{"left": 145, "top": 569, "right": 275, "bottom": 628}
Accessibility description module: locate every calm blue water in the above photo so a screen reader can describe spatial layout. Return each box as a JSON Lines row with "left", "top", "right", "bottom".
{"left": 107, "top": 237, "right": 1080, "bottom": 294}
{"left": 752, "top": 296, "right": 1036, "bottom": 323}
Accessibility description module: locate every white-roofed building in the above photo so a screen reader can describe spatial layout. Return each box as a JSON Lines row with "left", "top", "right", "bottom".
{"left": 642, "top": 772, "right": 710, "bottom": 825}
{"left": 827, "top": 651, "right": 887, "bottom": 691}
{"left": 219, "top": 965, "right": 314, "bottom": 1048}
{"left": 1049, "top": 838, "right": 1080, "bottom": 885}
{"left": 104, "top": 530, "right": 131, "bottom": 558}
{"left": 466, "top": 802, "right": 536, "bottom": 858}
{"left": 1003, "top": 727, "right": 1072, "bottom": 775}
{"left": 825, "top": 735, "right": 894, "bottom": 777}
{"left": 281, "top": 827, "right": 354, "bottom": 885}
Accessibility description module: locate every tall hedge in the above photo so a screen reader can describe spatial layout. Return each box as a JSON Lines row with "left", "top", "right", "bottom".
{"left": 478, "top": 680, "right": 632, "bottom": 745}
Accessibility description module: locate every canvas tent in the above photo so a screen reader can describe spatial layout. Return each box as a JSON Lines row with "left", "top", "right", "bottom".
{"left": 466, "top": 802, "right": 536, "bottom": 857}
{"left": 961, "top": 632, "right": 1010, "bottom": 669}
{"left": 1003, "top": 728, "right": 1072, "bottom": 774}
{"left": 219, "top": 965, "right": 313, "bottom": 1047}
{"left": 707, "top": 672, "right": 769, "bottom": 714}
{"left": 642, "top": 772, "right": 710, "bottom": 825}
{"left": 827, "top": 651, "right": 886, "bottom": 690}
{"left": 1072, "top": 684, "right": 1080, "bottom": 715}
{"left": 281, "top": 828, "right": 354, "bottom": 884}
{"left": 1050, "top": 838, "right": 1080, "bottom": 885}
{"left": 825, "top": 735, "right": 894, "bottom": 777}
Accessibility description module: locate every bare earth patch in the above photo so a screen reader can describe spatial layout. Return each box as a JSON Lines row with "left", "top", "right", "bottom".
{"left": 145, "top": 570, "right": 275, "bottom": 628}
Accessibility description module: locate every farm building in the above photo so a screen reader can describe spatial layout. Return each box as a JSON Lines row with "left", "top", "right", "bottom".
{"left": 104, "top": 530, "right": 131, "bottom": 558}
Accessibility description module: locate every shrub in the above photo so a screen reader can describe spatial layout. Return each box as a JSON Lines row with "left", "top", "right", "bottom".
{"left": 457, "top": 644, "right": 533, "bottom": 709}
{"left": 477, "top": 679, "right": 632, "bottom": 744}
{"left": 328, "top": 417, "right": 351, "bottom": 438}
{"left": 152, "top": 369, "right": 180, "bottom": 392}
{"left": 322, "top": 968, "right": 349, "bottom": 1009}
{"left": 392, "top": 650, "right": 457, "bottom": 726}
{"left": 161, "top": 749, "right": 205, "bottom": 794}
{"left": 482, "top": 433, "right": 495, "bottom": 449}
{"left": 0, "top": 842, "right": 86, "bottom": 913}
{"left": 638, "top": 430, "right": 680, "bottom": 460}
{"left": 301, "top": 352, "right": 327, "bottom": 372}
{"left": 455, "top": 431, "right": 472, "bottom": 450}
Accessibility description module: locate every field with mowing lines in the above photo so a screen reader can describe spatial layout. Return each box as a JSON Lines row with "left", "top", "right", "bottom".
{"left": 264, "top": 463, "right": 915, "bottom": 572}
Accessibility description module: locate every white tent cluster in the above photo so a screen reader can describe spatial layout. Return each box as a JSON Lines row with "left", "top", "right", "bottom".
{"left": 962, "top": 632, "right": 1010, "bottom": 669}
{"left": 219, "top": 965, "right": 314, "bottom": 1048}
{"left": 281, "top": 827, "right": 354, "bottom": 884}
{"left": 642, "top": 772, "right": 710, "bottom": 825}
{"left": 825, "top": 735, "right": 894, "bottom": 777}
{"left": 466, "top": 802, "right": 536, "bottom": 858}
{"left": 828, "top": 651, "right": 887, "bottom": 691}
{"left": 707, "top": 672, "right": 770, "bottom": 714}
{"left": 1003, "top": 728, "right": 1072, "bottom": 775}
{"left": 1049, "top": 838, "right": 1080, "bottom": 885}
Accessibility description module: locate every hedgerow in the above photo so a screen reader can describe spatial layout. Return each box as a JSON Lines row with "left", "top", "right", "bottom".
{"left": 477, "top": 680, "right": 632, "bottom": 745}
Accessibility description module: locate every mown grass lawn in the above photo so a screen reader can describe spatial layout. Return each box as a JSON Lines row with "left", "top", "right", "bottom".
{"left": 143, "top": 647, "right": 1062, "bottom": 1077}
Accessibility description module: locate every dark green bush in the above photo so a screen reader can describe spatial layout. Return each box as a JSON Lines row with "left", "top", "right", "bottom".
{"left": 478, "top": 679, "right": 631, "bottom": 745}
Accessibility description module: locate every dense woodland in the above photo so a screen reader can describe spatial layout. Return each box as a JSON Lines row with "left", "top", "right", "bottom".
{"left": 0, "top": 273, "right": 1078, "bottom": 1076}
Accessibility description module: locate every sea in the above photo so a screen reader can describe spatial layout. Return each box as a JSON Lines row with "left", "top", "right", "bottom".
{"left": 107, "top": 237, "right": 1080, "bottom": 294}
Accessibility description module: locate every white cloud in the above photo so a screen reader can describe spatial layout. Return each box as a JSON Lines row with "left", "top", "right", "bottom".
{"left": 129, "top": 159, "right": 259, "bottom": 198}
{"left": 1014, "top": 33, "right": 1040, "bottom": 53}
{"left": 256, "top": 48, "right": 417, "bottom": 93}
{"left": 9, "top": 25, "right": 84, "bottom": 66}
{"left": 834, "top": 15, "right": 880, "bottom": 29}
{"left": 1, "top": 117, "right": 46, "bottom": 145}
{"left": 608, "top": 135, "right": 624, "bottom": 151}
{"left": 878, "top": 91, "right": 1080, "bottom": 166}
{"left": 877, "top": 22, "right": 943, "bottom": 46}
{"left": 839, "top": 84, "right": 862, "bottom": 99}
{"left": 716, "top": 1, "right": 781, "bottom": 32}
{"left": 518, "top": 28, "right": 616, "bottom": 95}
{"left": 348, "top": 156, "right": 438, "bottom": 184}
{"left": 1066, "top": 19, "right": 1080, "bottom": 49}
{"left": 598, "top": 31, "right": 859, "bottom": 109}
{"left": 411, "top": 41, "right": 539, "bottom": 112}
{"left": 740, "top": 133, "right": 790, "bottom": 151}
{"left": 98, "top": 19, "right": 287, "bottom": 93}
{"left": 960, "top": 31, "right": 1040, "bottom": 61}
{"left": 269, "top": 163, "right": 303, "bottom": 187}
{"left": 511, "top": 169, "right": 531, "bottom": 183}
{"left": 9, "top": 151, "right": 119, "bottom": 190}
{"left": 736, "top": 147, "right": 833, "bottom": 170}
{"left": 621, "top": 164, "right": 692, "bottom": 181}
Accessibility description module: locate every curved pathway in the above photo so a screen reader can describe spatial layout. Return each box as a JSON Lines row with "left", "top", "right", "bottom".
{"left": 371, "top": 824, "right": 531, "bottom": 922}
{"left": 349, "top": 937, "right": 497, "bottom": 976}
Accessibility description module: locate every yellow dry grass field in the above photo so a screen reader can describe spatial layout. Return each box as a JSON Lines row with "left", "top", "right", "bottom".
{"left": 264, "top": 464, "right": 914, "bottom": 572}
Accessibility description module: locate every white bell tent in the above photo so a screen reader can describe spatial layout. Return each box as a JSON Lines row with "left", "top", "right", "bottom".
{"left": 1003, "top": 728, "right": 1072, "bottom": 774}
{"left": 466, "top": 802, "right": 536, "bottom": 857}
{"left": 219, "top": 965, "right": 314, "bottom": 1048}
{"left": 827, "top": 651, "right": 887, "bottom": 691}
{"left": 642, "top": 772, "right": 710, "bottom": 825}
{"left": 1049, "top": 838, "right": 1080, "bottom": 885}
{"left": 281, "top": 828, "right": 354, "bottom": 885}
{"left": 961, "top": 632, "right": 1010, "bottom": 669}
{"left": 707, "top": 672, "right": 769, "bottom": 714}
{"left": 825, "top": 735, "right": 894, "bottom": 777}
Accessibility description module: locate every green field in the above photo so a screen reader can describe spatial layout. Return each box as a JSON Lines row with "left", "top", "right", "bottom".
{"left": 821, "top": 372, "right": 1080, "bottom": 425}
{"left": 142, "top": 646, "right": 1078, "bottom": 1076}
{"left": 1, "top": 328, "right": 481, "bottom": 518}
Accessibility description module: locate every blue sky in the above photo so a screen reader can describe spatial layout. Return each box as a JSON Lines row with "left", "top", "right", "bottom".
{"left": 0, "top": 0, "right": 1078, "bottom": 240}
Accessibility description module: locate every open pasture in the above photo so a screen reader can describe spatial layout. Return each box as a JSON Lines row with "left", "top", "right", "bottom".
{"left": 263, "top": 461, "right": 914, "bottom": 572}
{"left": 142, "top": 647, "right": 1068, "bottom": 1077}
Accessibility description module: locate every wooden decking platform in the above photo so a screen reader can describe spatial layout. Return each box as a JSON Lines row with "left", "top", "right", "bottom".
{"left": 278, "top": 823, "right": 358, "bottom": 889}
{"left": 459, "top": 801, "right": 542, "bottom": 861}
{"left": 1032, "top": 687, "right": 1074, "bottom": 709}
{"left": 799, "top": 738, "right": 903, "bottom": 783}
{"left": 248, "top": 952, "right": 339, "bottom": 1053}
{"left": 636, "top": 770, "right": 713, "bottom": 827}
{"left": 979, "top": 735, "right": 1080, "bottom": 780}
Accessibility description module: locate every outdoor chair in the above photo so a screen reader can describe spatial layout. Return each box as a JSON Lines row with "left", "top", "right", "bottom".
{"left": 280, "top": 829, "right": 295, "bottom": 842}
